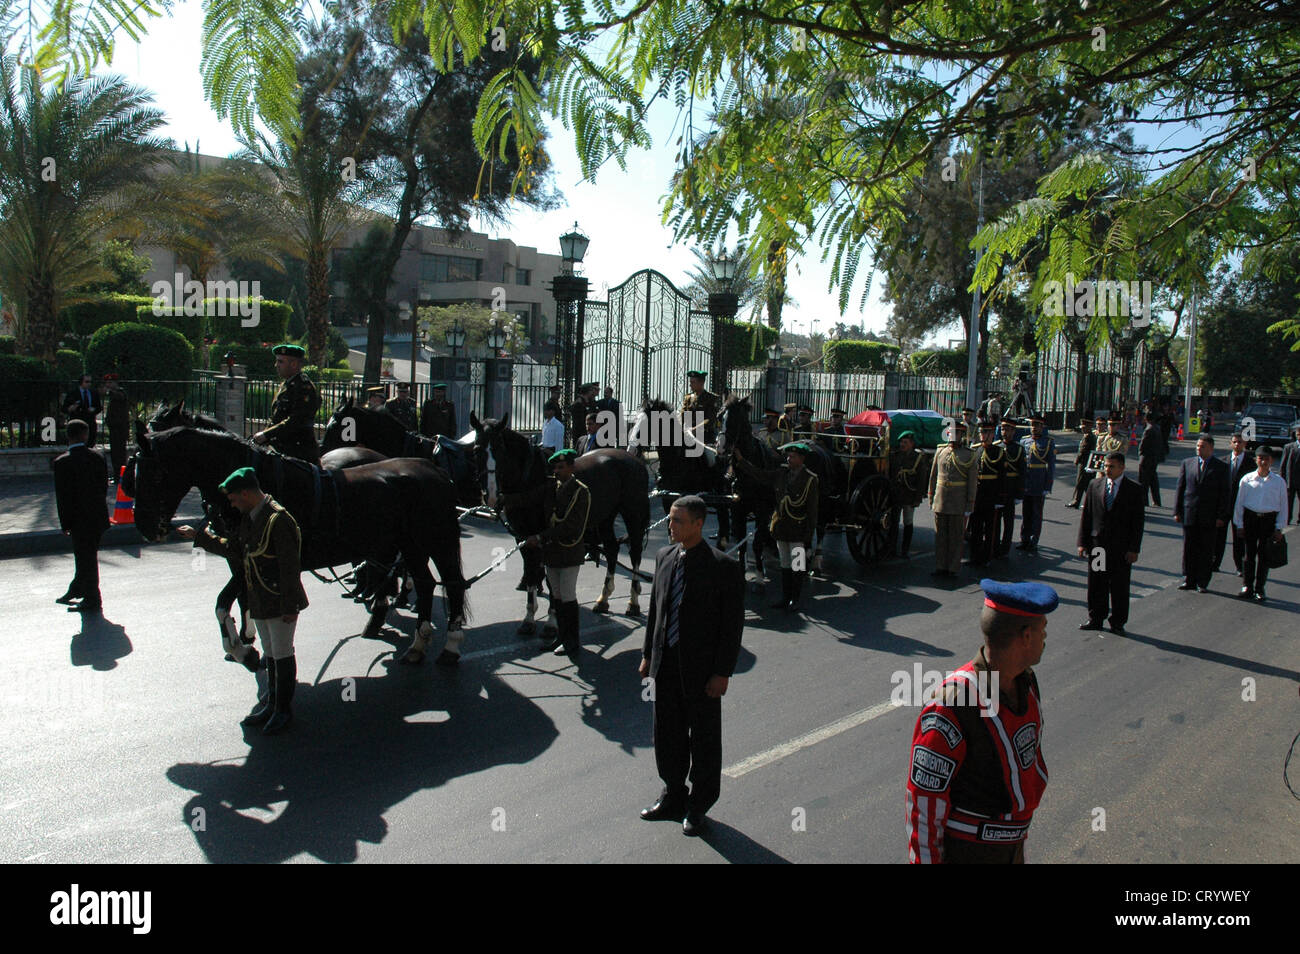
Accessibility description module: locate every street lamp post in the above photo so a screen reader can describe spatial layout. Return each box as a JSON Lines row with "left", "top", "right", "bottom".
{"left": 707, "top": 247, "right": 740, "bottom": 396}
{"left": 441, "top": 318, "right": 469, "bottom": 435}
{"left": 765, "top": 340, "right": 788, "bottom": 416}
{"left": 1070, "top": 313, "right": 1090, "bottom": 427}
{"left": 882, "top": 346, "right": 900, "bottom": 408}
{"left": 483, "top": 318, "right": 512, "bottom": 421}
{"left": 549, "top": 221, "right": 590, "bottom": 423}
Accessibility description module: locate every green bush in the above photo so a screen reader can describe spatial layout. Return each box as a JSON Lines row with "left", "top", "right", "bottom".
{"left": 823, "top": 340, "right": 902, "bottom": 372}
{"left": 0, "top": 336, "right": 15, "bottom": 355}
{"left": 0, "top": 354, "right": 57, "bottom": 432}
{"left": 302, "top": 364, "right": 356, "bottom": 383}
{"left": 134, "top": 305, "right": 206, "bottom": 348}
{"left": 60, "top": 294, "right": 156, "bottom": 339}
{"left": 205, "top": 298, "right": 291, "bottom": 345}
{"left": 906, "top": 348, "right": 969, "bottom": 376}
{"left": 719, "top": 320, "right": 779, "bottom": 368}
{"left": 207, "top": 342, "right": 277, "bottom": 378}
{"left": 300, "top": 327, "right": 350, "bottom": 365}
{"left": 86, "top": 323, "right": 194, "bottom": 398}
{"left": 54, "top": 349, "right": 84, "bottom": 384}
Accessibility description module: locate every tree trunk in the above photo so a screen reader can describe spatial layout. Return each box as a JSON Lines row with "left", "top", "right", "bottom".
{"left": 20, "top": 273, "right": 57, "bottom": 363}
{"left": 306, "top": 246, "right": 330, "bottom": 368}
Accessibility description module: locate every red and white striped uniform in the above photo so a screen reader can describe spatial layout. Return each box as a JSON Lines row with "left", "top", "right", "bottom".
{"left": 906, "top": 651, "right": 1048, "bottom": 863}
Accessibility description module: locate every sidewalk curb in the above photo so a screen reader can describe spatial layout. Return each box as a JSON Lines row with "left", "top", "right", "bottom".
{"left": 0, "top": 517, "right": 201, "bottom": 560}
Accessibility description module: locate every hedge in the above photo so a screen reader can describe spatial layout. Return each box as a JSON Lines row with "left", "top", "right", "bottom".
{"left": 719, "top": 320, "right": 779, "bottom": 368}
{"left": 54, "top": 349, "right": 84, "bottom": 384}
{"left": 134, "top": 305, "right": 207, "bottom": 349}
{"left": 0, "top": 354, "right": 56, "bottom": 424}
{"left": 86, "top": 323, "right": 194, "bottom": 398}
{"left": 60, "top": 294, "right": 156, "bottom": 339}
{"left": 303, "top": 364, "right": 356, "bottom": 383}
{"left": 906, "top": 348, "right": 969, "bottom": 376}
{"left": 823, "top": 340, "right": 902, "bottom": 373}
{"left": 205, "top": 298, "right": 291, "bottom": 344}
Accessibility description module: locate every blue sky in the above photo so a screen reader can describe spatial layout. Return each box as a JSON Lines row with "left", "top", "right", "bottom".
{"left": 95, "top": 1, "right": 896, "bottom": 341}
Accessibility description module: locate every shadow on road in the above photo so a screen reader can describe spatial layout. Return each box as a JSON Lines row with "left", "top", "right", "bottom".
{"left": 698, "top": 818, "right": 792, "bottom": 863}
{"left": 1119, "top": 630, "right": 1300, "bottom": 681}
{"left": 69, "top": 615, "right": 132, "bottom": 670}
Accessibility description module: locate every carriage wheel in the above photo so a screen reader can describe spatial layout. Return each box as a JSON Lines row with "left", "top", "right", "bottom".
{"left": 845, "top": 474, "right": 892, "bottom": 565}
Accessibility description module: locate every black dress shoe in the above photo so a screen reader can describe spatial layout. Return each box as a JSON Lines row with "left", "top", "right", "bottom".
{"left": 1254, "top": 592, "right": 1266, "bottom": 604}
{"left": 1109, "top": 624, "right": 1126, "bottom": 636}
{"left": 1237, "top": 586, "right": 1254, "bottom": 599}
{"left": 1078, "top": 620, "right": 1104, "bottom": 631}
{"left": 71, "top": 602, "right": 102, "bottom": 614}
{"left": 1196, "top": 586, "right": 1209, "bottom": 593}
{"left": 1177, "top": 581, "right": 1194, "bottom": 591}
{"left": 683, "top": 811, "right": 708, "bottom": 836}
{"left": 640, "top": 798, "right": 685, "bottom": 822}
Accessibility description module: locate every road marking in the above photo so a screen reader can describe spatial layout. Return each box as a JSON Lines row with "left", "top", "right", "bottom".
{"left": 723, "top": 699, "right": 902, "bottom": 778}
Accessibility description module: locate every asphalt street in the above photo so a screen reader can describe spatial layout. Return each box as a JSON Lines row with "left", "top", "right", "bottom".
{"left": 2, "top": 440, "right": 1297, "bottom": 864}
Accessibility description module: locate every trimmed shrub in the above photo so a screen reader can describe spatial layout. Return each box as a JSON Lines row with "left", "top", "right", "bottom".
{"left": 302, "top": 364, "right": 356, "bottom": 383}
{"left": 54, "top": 349, "right": 84, "bottom": 384}
{"left": 906, "top": 348, "right": 969, "bottom": 376}
{"left": 207, "top": 342, "right": 277, "bottom": 378}
{"left": 0, "top": 336, "right": 16, "bottom": 354}
{"left": 823, "top": 340, "right": 902, "bottom": 372}
{"left": 719, "top": 320, "right": 779, "bottom": 368}
{"left": 86, "top": 323, "right": 194, "bottom": 398}
{"left": 59, "top": 294, "right": 156, "bottom": 339}
{"left": 205, "top": 298, "right": 292, "bottom": 345}
{"left": 0, "top": 354, "right": 58, "bottom": 433}
{"left": 134, "top": 305, "right": 206, "bottom": 348}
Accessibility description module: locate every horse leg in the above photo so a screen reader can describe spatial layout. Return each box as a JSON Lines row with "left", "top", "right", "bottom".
{"left": 592, "top": 521, "right": 618, "bottom": 614}
{"left": 518, "top": 549, "right": 544, "bottom": 636}
{"left": 400, "top": 554, "right": 437, "bottom": 664}
{"left": 362, "top": 595, "right": 391, "bottom": 639}
{"left": 427, "top": 538, "right": 470, "bottom": 667}
{"left": 625, "top": 531, "right": 644, "bottom": 618}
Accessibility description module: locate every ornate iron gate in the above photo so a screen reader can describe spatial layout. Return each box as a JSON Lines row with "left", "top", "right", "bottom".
{"left": 581, "top": 269, "right": 713, "bottom": 413}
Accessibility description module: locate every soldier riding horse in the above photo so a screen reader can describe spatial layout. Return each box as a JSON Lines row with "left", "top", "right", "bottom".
{"left": 126, "top": 425, "right": 471, "bottom": 666}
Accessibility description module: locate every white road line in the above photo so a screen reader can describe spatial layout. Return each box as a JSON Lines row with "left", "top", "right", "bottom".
{"left": 723, "top": 699, "right": 903, "bottom": 778}
{"left": 457, "top": 620, "right": 632, "bottom": 663}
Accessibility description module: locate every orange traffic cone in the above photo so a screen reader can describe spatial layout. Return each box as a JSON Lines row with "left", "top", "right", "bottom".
{"left": 1129, "top": 426, "right": 1138, "bottom": 447}
{"left": 1176, "top": 423, "right": 1184, "bottom": 441}
{"left": 111, "top": 467, "right": 134, "bottom": 525}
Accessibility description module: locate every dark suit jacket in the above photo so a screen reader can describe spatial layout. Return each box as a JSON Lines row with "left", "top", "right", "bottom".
{"left": 1281, "top": 440, "right": 1300, "bottom": 488}
{"left": 1077, "top": 474, "right": 1144, "bottom": 555}
{"left": 419, "top": 400, "right": 457, "bottom": 438}
{"left": 1138, "top": 424, "right": 1165, "bottom": 466}
{"left": 52, "top": 445, "right": 110, "bottom": 535}
{"left": 1174, "top": 455, "right": 1230, "bottom": 526}
{"left": 1225, "top": 451, "right": 1256, "bottom": 510}
{"left": 63, "top": 386, "right": 102, "bottom": 422}
{"left": 643, "top": 541, "right": 744, "bottom": 691}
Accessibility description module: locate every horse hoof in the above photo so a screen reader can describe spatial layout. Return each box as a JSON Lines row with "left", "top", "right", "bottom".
{"left": 434, "top": 650, "right": 460, "bottom": 667}
{"left": 592, "top": 601, "right": 610, "bottom": 615}
{"left": 625, "top": 606, "right": 642, "bottom": 618}
{"left": 517, "top": 621, "right": 536, "bottom": 636}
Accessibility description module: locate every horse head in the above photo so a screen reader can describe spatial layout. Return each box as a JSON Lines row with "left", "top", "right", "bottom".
{"left": 470, "top": 411, "right": 534, "bottom": 508}
{"left": 320, "top": 400, "right": 357, "bottom": 453}
{"left": 718, "top": 395, "right": 753, "bottom": 457}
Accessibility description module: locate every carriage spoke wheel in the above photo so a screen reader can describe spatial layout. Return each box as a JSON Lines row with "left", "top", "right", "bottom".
{"left": 846, "top": 475, "right": 892, "bottom": 565}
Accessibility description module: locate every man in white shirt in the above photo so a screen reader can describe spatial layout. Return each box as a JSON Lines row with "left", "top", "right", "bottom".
{"left": 540, "top": 404, "right": 565, "bottom": 457}
{"left": 1233, "top": 445, "right": 1288, "bottom": 603}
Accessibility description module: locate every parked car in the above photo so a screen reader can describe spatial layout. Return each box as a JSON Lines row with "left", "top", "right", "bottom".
{"left": 1238, "top": 402, "right": 1299, "bottom": 447}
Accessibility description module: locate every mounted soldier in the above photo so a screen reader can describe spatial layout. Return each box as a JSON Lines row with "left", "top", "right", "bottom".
{"left": 680, "top": 370, "right": 720, "bottom": 445}
{"left": 253, "top": 344, "right": 321, "bottom": 464}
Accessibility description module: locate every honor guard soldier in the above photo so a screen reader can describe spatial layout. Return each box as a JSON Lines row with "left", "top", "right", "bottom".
{"left": 995, "top": 419, "right": 1027, "bottom": 558}
{"left": 364, "top": 385, "right": 386, "bottom": 410}
{"left": 820, "top": 407, "right": 848, "bottom": 451}
{"left": 928, "top": 422, "right": 977, "bottom": 577}
{"left": 419, "top": 382, "right": 457, "bottom": 439}
{"left": 795, "top": 405, "right": 814, "bottom": 439}
{"left": 253, "top": 344, "right": 321, "bottom": 463}
{"left": 178, "top": 467, "right": 309, "bottom": 735}
{"left": 777, "top": 402, "right": 798, "bottom": 441}
{"left": 758, "top": 408, "right": 785, "bottom": 454}
{"left": 1096, "top": 413, "right": 1127, "bottom": 459}
{"left": 888, "top": 430, "right": 930, "bottom": 559}
{"left": 732, "top": 442, "right": 819, "bottom": 611}
{"left": 906, "top": 579, "right": 1058, "bottom": 863}
{"left": 1018, "top": 417, "right": 1056, "bottom": 552}
{"left": 680, "top": 370, "right": 720, "bottom": 444}
{"left": 1068, "top": 417, "right": 1097, "bottom": 508}
{"left": 960, "top": 407, "right": 980, "bottom": 448}
{"left": 969, "top": 421, "right": 1005, "bottom": 566}
{"left": 386, "top": 381, "right": 418, "bottom": 431}
{"left": 504, "top": 448, "right": 592, "bottom": 659}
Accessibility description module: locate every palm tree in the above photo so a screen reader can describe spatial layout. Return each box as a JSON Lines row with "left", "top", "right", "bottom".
{"left": 0, "top": 55, "right": 168, "bottom": 360}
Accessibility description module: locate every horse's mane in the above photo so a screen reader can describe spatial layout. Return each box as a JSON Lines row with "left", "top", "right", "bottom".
{"left": 723, "top": 394, "right": 752, "bottom": 411}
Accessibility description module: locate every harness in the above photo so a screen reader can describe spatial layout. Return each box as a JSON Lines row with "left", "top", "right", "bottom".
{"left": 242, "top": 504, "right": 300, "bottom": 597}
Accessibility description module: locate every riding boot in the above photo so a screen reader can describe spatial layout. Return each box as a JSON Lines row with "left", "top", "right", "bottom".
{"left": 263, "top": 656, "right": 296, "bottom": 735}
{"left": 771, "top": 569, "right": 793, "bottom": 609}
{"left": 887, "top": 513, "right": 900, "bottom": 556}
{"left": 241, "top": 661, "right": 274, "bottom": 727}
{"left": 790, "top": 571, "right": 806, "bottom": 610}
{"left": 900, "top": 524, "right": 914, "bottom": 560}
{"left": 552, "top": 601, "right": 580, "bottom": 658}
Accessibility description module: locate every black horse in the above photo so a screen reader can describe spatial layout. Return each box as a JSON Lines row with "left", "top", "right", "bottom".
{"left": 629, "top": 398, "right": 733, "bottom": 545}
{"left": 716, "top": 396, "right": 778, "bottom": 581}
{"left": 125, "top": 424, "right": 471, "bottom": 665}
{"left": 471, "top": 412, "right": 649, "bottom": 635}
{"left": 320, "top": 399, "right": 484, "bottom": 509}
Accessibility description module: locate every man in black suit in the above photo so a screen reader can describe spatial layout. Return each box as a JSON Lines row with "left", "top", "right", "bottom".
{"left": 63, "top": 374, "right": 103, "bottom": 446}
{"left": 51, "top": 420, "right": 110, "bottom": 613}
{"left": 1077, "top": 452, "right": 1145, "bottom": 636}
{"left": 1137, "top": 412, "right": 1166, "bottom": 507}
{"left": 419, "top": 383, "right": 457, "bottom": 439}
{"left": 1281, "top": 426, "right": 1300, "bottom": 525}
{"left": 638, "top": 495, "right": 744, "bottom": 836}
{"left": 1174, "top": 434, "right": 1230, "bottom": 592}
{"left": 1214, "top": 431, "right": 1255, "bottom": 575}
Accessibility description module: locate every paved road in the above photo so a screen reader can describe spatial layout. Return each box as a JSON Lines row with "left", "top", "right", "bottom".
{"left": 3, "top": 440, "right": 1297, "bottom": 863}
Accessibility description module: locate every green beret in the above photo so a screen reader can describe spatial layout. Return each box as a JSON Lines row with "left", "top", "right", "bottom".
{"left": 271, "top": 343, "right": 306, "bottom": 358}
{"left": 779, "top": 442, "right": 813, "bottom": 455}
{"left": 897, "top": 430, "right": 916, "bottom": 442}
{"left": 218, "top": 466, "right": 260, "bottom": 493}
{"left": 548, "top": 448, "right": 578, "bottom": 464}
{"left": 431, "top": 381, "right": 447, "bottom": 389}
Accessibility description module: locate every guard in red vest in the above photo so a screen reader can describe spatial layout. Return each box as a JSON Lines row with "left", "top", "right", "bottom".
{"left": 906, "top": 579, "right": 1059, "bottom": 863}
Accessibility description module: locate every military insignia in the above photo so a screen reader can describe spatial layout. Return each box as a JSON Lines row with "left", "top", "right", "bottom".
{"left": 920, "top": 711, "right": 963, "bottom": 750}
{"left": 1013, "top": 723, "right": 1039, "bottom": 769}
{"left": 909, "top": 745, "right": 957, "bottom": 792}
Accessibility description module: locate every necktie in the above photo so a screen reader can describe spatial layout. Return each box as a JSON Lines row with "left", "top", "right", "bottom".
{"left": 82, "top": 389, "right": 90, "bottom": 407}
{"left": 1197, "top": 458, "right": 1204, "bottom": 480}
{"left": 1105, "top": 479, "right": 1115, "bottom": 510}
{"left": 664, "top": 550, "right": 686, "bottom": 649}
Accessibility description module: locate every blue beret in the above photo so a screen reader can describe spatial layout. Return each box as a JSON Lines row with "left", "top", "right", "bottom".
{"left": 980, "top": 578, "right": 1060, "bottom": 617}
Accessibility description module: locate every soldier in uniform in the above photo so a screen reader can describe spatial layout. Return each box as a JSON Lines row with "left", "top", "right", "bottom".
{"left": 1096, "top": 413, "right": 1128, "bottom": 460}
{"left": 776, "top": 402, "right": 798, "bottom": 442}
{"left": 888, "top": 430, "right": 929, "bottom": 559}
{"left": 928, "top": 422, "right": 977, "bottom": 577}
{"left": 386, "top": 381, "right": 418, "bottom": 431}
{"left": 419, "top": 382, "right": 457, "bottom": 439}
{"left": 969, "top": 421, "right": 1005, "bottom": 567}
{"left": 365, "top": 385, "right": 386, "bottom": 410}
{"left": 906, "top": 579, "right": 1059, "bottom": 863}
{"left": 732, "top": 442, "right": 819, "bottom": 611}
{"left": 680, "top": 370, "right": 720, "bottom": 445}
{"left": 253, "top": 344, "right": 321, "bottom": 464}
{"left": 819, "top": 407, "right": 848, "bottom": 451}
{"left": 795, "top": 405, "right": 815, "bottom": 440}
{"left": 178, "top": 467, "right": 309, "bottom": 735}
{"left": 1018, "top": 417, "right": 1056, "bottom": 553}
{"left": 995, "top": 419, "right": 1027, "bottom": 558}
{"left": 960, "top": 407, "right": 979, "bottom": 448}
{"left": 503, "top": 448, "right": 592, "bottom": 659}
{"left": 1068, "top": 418, "right": 1099, "bottom": 508}
{"left": 757, "top": 408, "right": 784, "bottom": 455}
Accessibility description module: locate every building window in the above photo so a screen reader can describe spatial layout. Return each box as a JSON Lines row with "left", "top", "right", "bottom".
{"left": 422, "top": 253, "right": 482, "bottom": 283}
{"left": 517, "top": 268, "right": 531, "bottom": 286}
